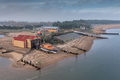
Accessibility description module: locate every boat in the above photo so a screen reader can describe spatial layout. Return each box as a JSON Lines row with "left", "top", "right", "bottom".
{"left": 40, "top": 44, "right": 57, "bottom": 53}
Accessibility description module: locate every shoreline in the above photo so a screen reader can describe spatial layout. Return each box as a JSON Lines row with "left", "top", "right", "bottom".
{"left": 0, "top": 51, "right": 33, "bottom": 69}
{"left": 1, "top": 24, "right": 120, "bottom": 70}
{"left": 0, "top": 36, "right": 95, "bottom": 69}
{"left": 93, "top": 24, "right": 120, "bottom": 33}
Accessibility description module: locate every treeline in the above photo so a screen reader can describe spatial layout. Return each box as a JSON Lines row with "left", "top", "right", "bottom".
{"left": 0, "top": 26, "right": 23, "bottom": 29}
{"left": 41, "top": 34, "right": 64, "bottom": 44}
{"left": 85, "top": 20, "right": 120, "bottom": 24}
{"left": 0, "top": 25, "right": 42, "bottom": 29}
{"left": 24, "top": 25, "right": 42, "bottom": 29}
{"left": 53, "top": 20, "right": 120, "bottom": 29}
{"left": 1, "top": 20, "right": 120, "bottom": 30}
{"left": 53, "top": 20, "right": 90, "bottom": 29}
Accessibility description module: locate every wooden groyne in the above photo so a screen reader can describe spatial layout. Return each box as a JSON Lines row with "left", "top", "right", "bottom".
{"left": 0, "top": 47, "right": 13, "bottom": 54}
{"left": 2, "top": 50, "right": 13, "bottom": 54}
{"left": 72, "top": 46, "right": 86, "bottom": 52}
{"left": 20, "top": 49, "right": 41, "bottom": 70}
{"left": 74, "top": 31, "right": 108, "bottom": 39}
{"left": 0, "top": 47, "right": 3, "bottom": 49}
{"left": 21, "top": 59, "right": 41, "bottom": 70}
{"left": 99, "top": 33, "right": 119, "bottom": 35}
{"left": 59, "top": 48, "right": 78, "bottom": 55}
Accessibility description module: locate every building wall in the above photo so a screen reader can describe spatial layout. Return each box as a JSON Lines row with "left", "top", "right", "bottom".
{"left": 26, "top": 37, "right": 39, "bottom": 49}
{"left": 34, "top": 37, "right": 39, "bottom": 39}
{"left": 12, "top": 38, "right": 14, "bottom": 44}
{"left": 45, "top": 29, "right": 57, "bottom": 32}
{"left": 13, "top": 40, "right": 25, "bottom": 48}
{"left": 26, "top": 39, "right": 31, "bottom": 48}
{"left": 13, "top": 37, "right": 40, "bottom": 49}
{"left": 40, "top": 27, "right": 59, "bottom": 32}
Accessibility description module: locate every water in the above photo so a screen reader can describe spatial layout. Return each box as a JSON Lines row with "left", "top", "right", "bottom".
{"left": 0, "top": 29, "right": 120, "bottom": 80}
{"left": 0, "top": 35, "right": 5, "bottom": 38}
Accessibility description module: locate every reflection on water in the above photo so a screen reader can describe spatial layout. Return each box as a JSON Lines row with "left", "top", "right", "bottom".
{"left": 0, "top": 35, "right": 5, "bottom": 38}
{"left": 0, "top": 29, "right": 120, "bottom": 80}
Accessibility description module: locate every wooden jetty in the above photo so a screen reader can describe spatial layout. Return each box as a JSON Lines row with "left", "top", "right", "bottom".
{"left": 74, "top": 31, "right": 108, "bottom": 39}
{"left": 99, "top": 33, "right": 119, "bottom": 35}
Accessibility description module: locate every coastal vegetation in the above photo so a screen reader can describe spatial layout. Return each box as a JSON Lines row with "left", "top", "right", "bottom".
{"left": 40, "top": 32, "right": 65, "bottom": 44}
{"left": 40, "top": 31, "right": 79, "bottom": 44}
{"left": 0, "top": 25, "right": 42, "bottom": 30}
{"left": 41, "top": 35, "right": 64, "bottom": 44}
{"left": 0, "top": 20, "right": 120, "bottom": 30}
{"left": 85, "top": 20, "right": 120, "bottom": 24}
{"left": 53, "top": 20, "right": 90, "bottom": 29}
{"left": 53, "top": 20, "right": 120, "bottom": 29}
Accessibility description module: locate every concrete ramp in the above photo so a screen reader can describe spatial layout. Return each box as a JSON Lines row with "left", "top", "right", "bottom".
{"left": 21, "top": 49, "right": 32, "bottom": 60}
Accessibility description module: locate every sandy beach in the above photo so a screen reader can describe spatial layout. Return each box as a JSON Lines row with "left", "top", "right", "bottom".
{"left": 0, "top": 36, "right": 94, "bottom": 69}
{"left": 93, "top": 24, "right": 120, "bottom": 33}
{"left": 1, "top": 24, "right": 120, "bottom": 69}
{"left": 0, "top": 32, "right": 95, "bottom": 69}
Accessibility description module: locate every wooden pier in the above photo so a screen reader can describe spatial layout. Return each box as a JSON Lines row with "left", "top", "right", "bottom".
{"left": 99, "top": 33, "right": 119, "bottom": 35}
{"left": 74, "top": 31, "right": 108, "bottom": 39}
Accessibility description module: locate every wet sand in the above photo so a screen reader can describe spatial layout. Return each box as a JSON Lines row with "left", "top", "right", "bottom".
{"left": 0, "top": 50, "right": 33, "bottom": 69}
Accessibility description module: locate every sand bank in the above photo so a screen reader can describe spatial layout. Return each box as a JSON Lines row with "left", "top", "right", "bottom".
{"left": 93, "top": 24, "right": 120, "bottom": 33}
{"left": 0, "top": 34, "right": 95, "bottom": 69}
{"left": 23, "top": 36, "right": 95, "bottom": 68}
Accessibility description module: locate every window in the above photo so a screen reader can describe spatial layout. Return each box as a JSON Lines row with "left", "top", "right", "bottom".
{"left": 17, "top": 42, "right": 19, "bottom": 45}
{"left": 28, "top": 43, "right": 29, "bottom": 46}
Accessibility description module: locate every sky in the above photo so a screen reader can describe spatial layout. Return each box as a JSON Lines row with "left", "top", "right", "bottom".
{"left": 0, "top": 0, "right": 120, "bottom": 22}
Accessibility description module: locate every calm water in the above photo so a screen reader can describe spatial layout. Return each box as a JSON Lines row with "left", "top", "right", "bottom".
{"left": 0, "top": 35, "right": 5, "bottom": 38}
{"left": 0, "top": 29, "right": 120, "bottom": 80}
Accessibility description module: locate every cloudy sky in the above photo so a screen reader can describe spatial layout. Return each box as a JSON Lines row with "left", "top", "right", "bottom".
{"left": 0, "top": 0, "right": 120, "bottom": 22}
